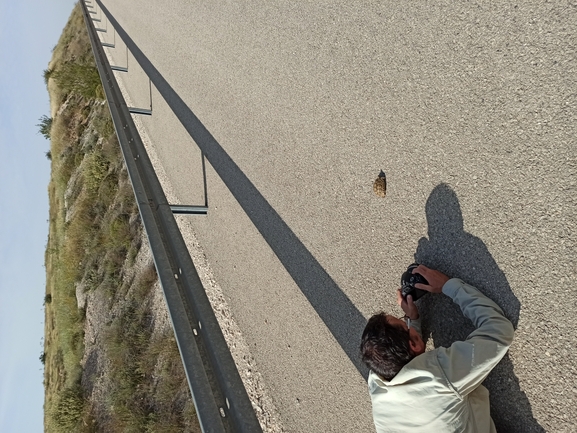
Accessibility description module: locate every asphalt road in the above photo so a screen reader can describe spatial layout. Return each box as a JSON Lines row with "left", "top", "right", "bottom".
{"left": 95, "top": 0, "right": 576, "bottom": 431}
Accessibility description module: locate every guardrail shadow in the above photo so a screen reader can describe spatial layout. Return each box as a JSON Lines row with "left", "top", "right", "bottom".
{"left": 415, "top": 183, "right": 544, "bottom": 433}
{"left": 95, "top": 0, "right": 369, "bottom": 379}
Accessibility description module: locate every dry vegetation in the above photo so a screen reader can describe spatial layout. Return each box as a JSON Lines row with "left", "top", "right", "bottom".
{"left": 42, "top": 3, "right": 199, "bottom": 432}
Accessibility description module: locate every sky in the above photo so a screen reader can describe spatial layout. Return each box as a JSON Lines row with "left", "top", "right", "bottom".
{"left": 0, "top": 0, "right": 77, "bottom": 431}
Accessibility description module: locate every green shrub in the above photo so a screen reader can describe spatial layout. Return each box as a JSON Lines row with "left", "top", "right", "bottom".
{"left": 50, "top": 387, "right": 85, "bottom": 430}
{"left": 93, "top": 111, "right": 115, "bottom": 139}
{"left": 51, "top": 62, "right": 103, "bottom": 99}
{"left": 37, "top": 115, "right": 53, "bottom": 140}
{"left": 44, "top": 68, "right": 54, "bottom": 85}
{"left": 84, "top": 151, "right": 109, "bottom": 193}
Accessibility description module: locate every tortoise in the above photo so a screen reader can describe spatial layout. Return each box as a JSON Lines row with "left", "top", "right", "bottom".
{"left": 373, "top": 170, "right": 387, "bottom": 198}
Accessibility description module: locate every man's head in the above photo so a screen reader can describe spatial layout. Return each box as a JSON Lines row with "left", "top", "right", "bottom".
{"left": 360, "top": 313, "right": 425, "bottom": 381}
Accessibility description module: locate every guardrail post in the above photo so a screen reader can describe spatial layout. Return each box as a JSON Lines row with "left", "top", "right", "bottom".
{"left": 95, "top": 17, "right": 107, "bottom": 32}
{"left": 110, "top": 44, "right": 129, "bottom": 71}
{"left": 128, "top": 78, "right": 152, "bottom": 115}
{"left": 169, "top": 205, "right": 209, "bottom": 215}
{"left": 97, "top": 14, "right": 112, "bottom": 45}
{"left": 202, "top": 152, "right": 208, "bottom": 207}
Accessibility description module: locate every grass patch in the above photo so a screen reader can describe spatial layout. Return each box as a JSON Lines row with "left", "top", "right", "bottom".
{"left": 51, "top": 62, "right": 103, "bottom": 100}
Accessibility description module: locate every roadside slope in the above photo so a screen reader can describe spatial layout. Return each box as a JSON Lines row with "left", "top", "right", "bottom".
{"left": 43, "top": 4, "right": 199, "bottom": 432}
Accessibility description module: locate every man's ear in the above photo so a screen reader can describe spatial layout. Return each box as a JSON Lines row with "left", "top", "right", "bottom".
{"left": 408, "top": 330, "right": 425, "bottom": 356}
{"left": 409, "top": 338, "right": 419, "bottom": 355}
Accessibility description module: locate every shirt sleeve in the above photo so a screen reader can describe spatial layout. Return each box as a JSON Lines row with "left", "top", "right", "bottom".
{"left": 436, "top": 278, "right": 515, "bottom": 397}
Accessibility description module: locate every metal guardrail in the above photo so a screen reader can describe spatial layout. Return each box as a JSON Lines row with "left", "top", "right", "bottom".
{"left": 80, "top": 1, "right": 263, "bottom": 432}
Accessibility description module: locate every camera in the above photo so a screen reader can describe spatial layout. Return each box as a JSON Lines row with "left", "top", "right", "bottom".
{"left": 401, "top": 263, "right": 429, "bottom": 301}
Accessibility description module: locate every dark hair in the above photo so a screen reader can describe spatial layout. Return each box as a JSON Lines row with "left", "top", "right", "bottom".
{"left": 360, "top": 313, "right": 414, "bottom": 381}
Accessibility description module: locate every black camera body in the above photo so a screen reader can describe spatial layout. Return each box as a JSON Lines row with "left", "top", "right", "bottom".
{"left": 401, "top": 263, "right": 429, "bottom": 301}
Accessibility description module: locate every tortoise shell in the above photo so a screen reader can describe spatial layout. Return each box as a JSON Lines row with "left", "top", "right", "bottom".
{"left": 373, "top": 170, "right": 387, "bottom": 198}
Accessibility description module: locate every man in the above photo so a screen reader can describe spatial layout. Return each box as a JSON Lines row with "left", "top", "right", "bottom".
{"left": 360, "top": 264, "right": 514, "bottom": 433}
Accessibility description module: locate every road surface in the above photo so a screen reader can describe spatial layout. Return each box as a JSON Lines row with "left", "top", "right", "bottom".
{"left": 95, "top": 1, "right": 576, "bottom": 431}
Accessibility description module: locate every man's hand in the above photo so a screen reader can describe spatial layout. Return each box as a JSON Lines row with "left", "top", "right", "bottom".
{"left": 412, "top": 264, "right": 450, "bottom": 294}
{"left": 397, "top": 289, "right": 419, "bottom": 320}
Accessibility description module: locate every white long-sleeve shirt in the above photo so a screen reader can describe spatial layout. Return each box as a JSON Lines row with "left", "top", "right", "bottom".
{"left": 368, "top": 278, "right": 515, "bottom": 433}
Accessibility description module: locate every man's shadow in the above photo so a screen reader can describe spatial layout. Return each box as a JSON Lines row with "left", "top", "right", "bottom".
{"left": 415, "top": 184, "right": 544, "bottom": 433}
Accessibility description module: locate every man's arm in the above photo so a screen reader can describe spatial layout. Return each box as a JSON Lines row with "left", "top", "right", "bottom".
{"left": 437, "top": 278, "right": 515, "bottom": 396}
{"left": 412, "top": 265, "right": 515, "bottom": 396}
{"left": 396, "top": 289, "right": 423, "bottom": 337}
